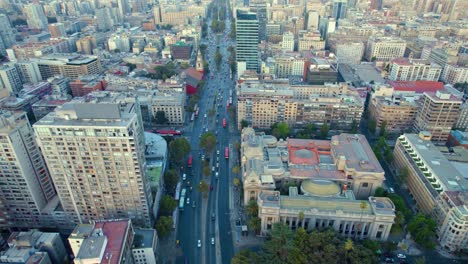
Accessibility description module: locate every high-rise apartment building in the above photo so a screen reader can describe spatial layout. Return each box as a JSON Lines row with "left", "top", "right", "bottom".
{"left": 236, "top": 10, "right": 259, "bottom": 71}
{"left": 0, "top": 111, "right": 58, "bottom": 230}
{"left": 34, "top": 93, "right": 153, "bottom": 227}
{"left": 48, "top": 23, "right": 66, "bottom": 38}
{"left": 0, "top": 14, "right": 15, "bottom": 49}
{"left": 365, "top": 36, "right": 406, "bottom": 62}
{"left": 306, "top": 10, "right": 319, "bottom": 30}
{"left": 389, "top": 58, "right": 442, "bottom": 81}
{"left": 441, "top": 64, "right": 468, "bottom": 85}
{"left": 281, "top": 31, "right": 295, "bottom": 51}
{"left": 16, "top": 61, "right": 42, "bottom": 84}
{"left": 0, "top": 63, "right": 23, "bottom": 95}
{"left": 95, "top": 7, "right": 114, "bottom": 32}
{"left": 394, "top": 132, "right": 467, "bottom": 252}
{"left": 334, "top": 41, "right": 364, "bottom": 65}
{"left": 133, "top": 0, "right": 148, "bottom": 13}
{"left": 413, "top": 89, "right": 462, "bottom": 142}
{"left": 23, "top": 3, "right": 49, "bottom": 31}
{"left": 117, "top": 0, "right": 130, "bottom": 18}
{"left": 237, "top": 81, "right": 363, "bottom": 130}
{"left": 76, "top": 36, "right": 97, "bottom": 55}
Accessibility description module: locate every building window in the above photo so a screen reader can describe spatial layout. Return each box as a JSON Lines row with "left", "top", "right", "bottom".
{"left": 362, "top": 183, "right": 369, "bottom": 188}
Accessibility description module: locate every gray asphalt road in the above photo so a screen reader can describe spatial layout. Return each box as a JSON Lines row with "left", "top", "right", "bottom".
{"left": 176, "top": 1, "right": 236, "bottom": 263}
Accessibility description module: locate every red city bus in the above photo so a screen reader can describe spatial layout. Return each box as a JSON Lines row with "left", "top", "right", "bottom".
{"left": 225, "top": 147, "right": 229, "bottom": 159}
{"left": 222, "top": 118, "right": 227, "bottom": 128}
{"left": 156, "top": 130, "right": 182, "bottom": 136}
{"left": 188, "top": 154, "right": 193, "bottom": 168}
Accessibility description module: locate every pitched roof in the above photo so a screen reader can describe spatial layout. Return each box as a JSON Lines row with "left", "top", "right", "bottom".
{"left": 184, "top": 67, "right": 203, "bottom": 81}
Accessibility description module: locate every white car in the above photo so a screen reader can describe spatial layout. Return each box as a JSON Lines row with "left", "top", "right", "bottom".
{"left": 397, "top": 254, "right": 406, "bottom": 259}
{"left": 215, "top": 172, "right": 219, "bottom": 178}
{"left": 186, "top": 198, "right": 190, "bottom": 204}
{"left": 182, "top": 174, "right": 186, "bottom": 181}
{"left": 216, "top": 162, "right": 219, "bottom": 168}
{"left": 211, "top": 237, "right": 215, "bottom": 245}
{"left": 217, "top": 150, "right": 220, "bottom": 155}
{"left": 212, "top": 166, "right": 215, "bottom": 172}
{"left": 197, "top": 240, "right": 201, "bottom": 248}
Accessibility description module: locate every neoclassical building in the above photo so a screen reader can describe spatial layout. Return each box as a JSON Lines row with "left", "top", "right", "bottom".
{"left": 241, "top": 128, "right": 385, "bottom": 205}
{"left": 258, "top": 186, "right": 395, "bottom": 241}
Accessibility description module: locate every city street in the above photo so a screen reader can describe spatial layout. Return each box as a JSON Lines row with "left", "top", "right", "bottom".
{"left": 176, "top": 1, "right": 237, "bottom": 263}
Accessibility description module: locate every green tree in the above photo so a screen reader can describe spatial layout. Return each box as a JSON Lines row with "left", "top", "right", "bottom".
{"left": 388, "top": 193, "right": 411, "bottom": 220}
{"left": 373, "top": 187, "right": 386, "bottom": 197}
{"left": 155, "top": 110, "right": 169, "bottom": 125}
{"left": 229, "top": 23, "right": 236, "bottom": 38}
{"left": 199, "top": 132, "right": 217, "bottom": 153}
{"left": 233, "top": 178, "right": 241, "bottom": 187}
{"left": 202, "top": 165, "right": 211, "bottom": 177}
{"left": 198, "top": 180, "right": 210, "bottom": 198}
{"left": 159, "top": 195, "right": 177, "bottom": 216}
{"left": 408, "top": 213, "right": 437, "bottom": 249}
{"left": 232, "top": 165, "right": 240, "bottom": 175}
{"left": 379, "top": 120, "right": 387, "bottom": 137}
{"left": 384, "top": 147, "right": 394, "bottom": 163}
{"left": 163, "top": 170, "right": 179, "bottom": 192}
{"left": 199, "top": 44, "right": 207, "bottom": 56}
{"left": 169, "top": 138, "right": 191, "bottom": 167}
{"left": 320, "top": 122, "right": 329, "bottom": 139}
{"left": 245, "top": 200, "right": 258, "bottom": 217}
{"left": 298, "top": 211, "right": 305, "bottom": 227}
{"left": 263, "top": 223, "right": 294, "bottom": 263}
{"left": 397, "top": 166, "right": 409, "bottom": 184}
{"left": 231, "top": 249, "right": 261, "bottom": 264}
{"left": 368, "top": 119, "right": 377, "bottom": 135}
{"left": 215, "top": 49, "right": 223, "bottom": 70}
{"left": 351, "top": 119, "right": 359, "bottom": 134}
{"left": 414, "top": 257, "right": 426, "bottom": 264}
{"left": 248, "top": 217, "right": 261, "bottom": 234}
{"left": 272, "top": 122, "right": 290, "bottom": 139}
{"left": 155, "top": 216, "right": 173, "bottom": 237}
{"left": 203, "top": 61, "right": 210, "bottom": 73}
{"left": 241, "top": 119, "right": 249, "bottom": 129}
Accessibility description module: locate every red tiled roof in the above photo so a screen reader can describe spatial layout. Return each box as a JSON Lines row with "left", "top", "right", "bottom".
{"left": 184, "top": 67, "right": 203, "bottom": 81}
{"left": 388, "top": 80, "right": 444, "bottom": 94}
{"left": 287, "top": 138, "right": 331, "bottom": 166}
{"left": 95, "top": 220, "right": 130, "bottom": 264}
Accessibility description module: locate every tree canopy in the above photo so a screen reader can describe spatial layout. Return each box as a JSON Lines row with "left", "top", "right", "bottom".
{"left": 408, "top": 213, "right": 437, "bottom": 249}
{"left": 155, "top": 216, "right": 173, "bottom": 237}
{"left": 232, "top": 224, "right": 378, "bottom": 264}
{"left": 155, "top": 111, "right": 169, "bottom": 125}
{"left": 159, "top": 195, "right": 177, "bottom": 216}
{"left": 169, "top": 138, "right": 191, "bottom": 167}
{"left": 164, "top": 169, "right": 179, "bottom": 193}
{"left": 272, "top": 122, "right": 290, "bottom": 139}
{"left": 200, "top": 132, "right": 217, "bottom": 153}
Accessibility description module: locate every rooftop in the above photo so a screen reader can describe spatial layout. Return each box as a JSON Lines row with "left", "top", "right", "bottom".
{"left": 259, "top": 191, "right": 394, "bottom": 216}
{"left": 95, "top": 220, "right": 131, "bottom": 264}
{"left": 133, "top": 229, "right": 155, "bottom": 249}
{"left": 402, "top": 134, "right": 467, "bottom": 192}
{"left": 388, "top": 80, "right": 445, "bottom": 94}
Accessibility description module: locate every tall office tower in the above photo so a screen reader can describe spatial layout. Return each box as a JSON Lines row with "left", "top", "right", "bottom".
{"left": 23, "top": 3, "right": 49, "bottom": 31}
{"left": 281, "top": 31, "right": 295, "bottom": 51}
{"left": 117, "top": 0, "right": 130, "bottom": 18}
{"left": 413, "top": 90, "right": 462, "bottom": 142}
{"left": 0, "top": 111, "right": 57, "bottom": 229}
{"left": 236, "top": 10, "right": 259, "bottom": 72}
{"left": 307, "top": 10, "right": 319, "bottom": 30}
{"left": 0, "top": 14, "right": 15, "bottom": 49}
{"left": 133, "top": 0, "right": 148, "bottom": 13}
{"left": 0, "top": 64, "right": 23, "bottom": 96}
{"left": 95, "top": 7, "right": 114, "bottom": 31}
{"left": 48, "top": 23, "right": 66, "bottom": 38}
{"left": 331, "top": 0, "right": 348, "bottom": 21}
{"left": 249, "top": 0, "right": 267, "bottom": 41}
{"left": 34, "top": 93, "right": 153, "bottom": 227}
